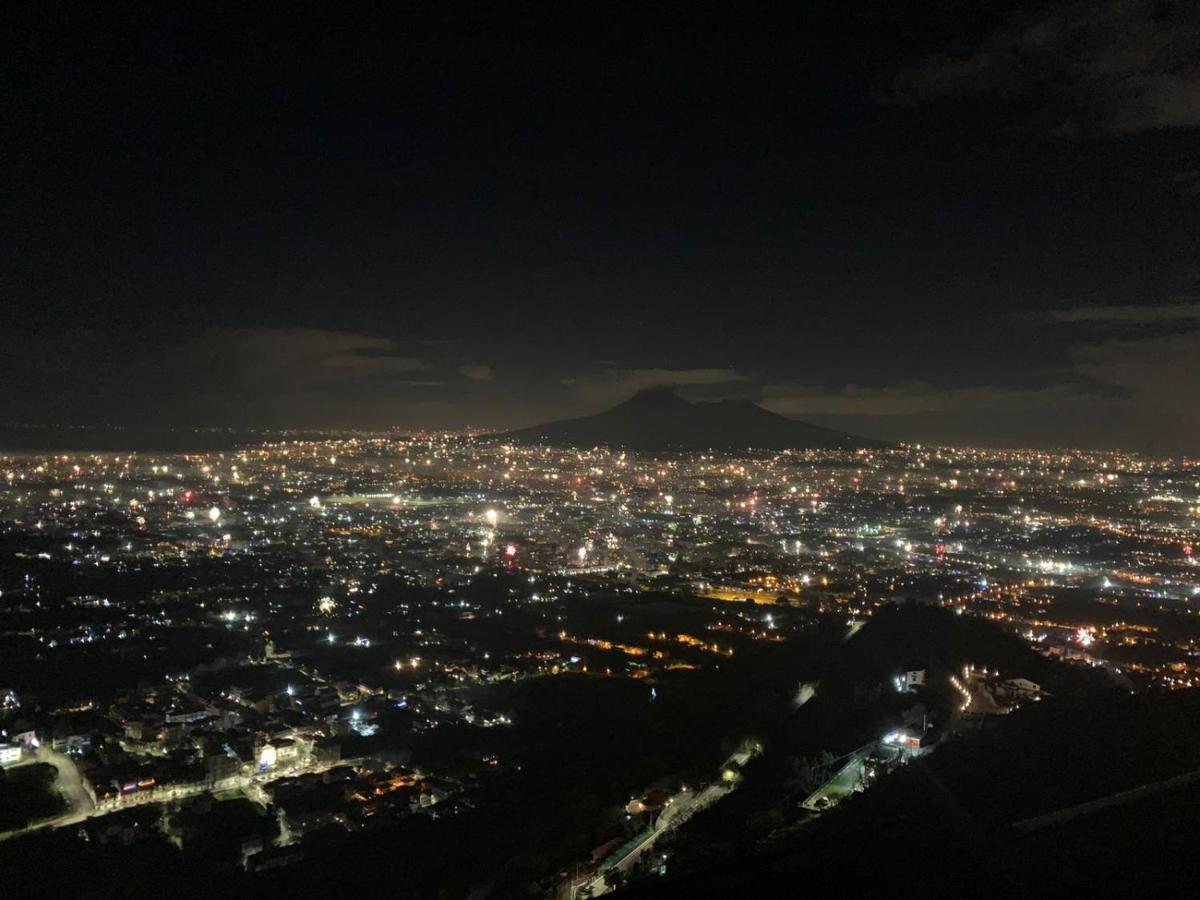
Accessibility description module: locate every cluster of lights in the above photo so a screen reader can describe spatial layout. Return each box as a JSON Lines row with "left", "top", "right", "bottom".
{"left": 950, "top": 672, "right": 972, "bottom": 713}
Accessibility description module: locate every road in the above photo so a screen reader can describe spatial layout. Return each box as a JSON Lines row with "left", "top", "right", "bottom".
{"left": 0, "top": 752, "right": 362, "bottom": 843}
{"left": 798, "top": 739, "right": 886, "bottom": 813}
{"left": 575, "top": 745, "right": 758, "bottom": 897}
{"left": 0, "top": 747, "right": 95, "bottom": 840}
{"left": 42, "top": 747, "right": 94, "bottom": 820}
{"left": 578, "top": 787, "right": 730, "bottom": 897}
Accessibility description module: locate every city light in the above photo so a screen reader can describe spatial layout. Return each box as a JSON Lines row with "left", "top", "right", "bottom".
{"left": 2, "top": 429, "right": 1197, "bottom": 888}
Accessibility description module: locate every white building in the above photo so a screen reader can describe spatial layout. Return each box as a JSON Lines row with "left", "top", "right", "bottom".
{"left": 894, "top": 669, "right": 926, "bottom": 692}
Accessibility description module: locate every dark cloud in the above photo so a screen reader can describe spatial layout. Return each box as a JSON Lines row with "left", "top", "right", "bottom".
{"left": 1070, "top": 329, "right": 1200, "bottom": 445}
{"left": 1024, "top": 302, "right": 1200, "bottom": 323}
{"left": 0, "top": 328, "right": 437, "bottom": 429}
{"left": 4, "top": 321, "right": 1197, "bottom": 450}
{"left": 1171, "top": 169, "right": 1200, "bottom": 197}
{"left": 760, "top": 381, "right": 1089, "bottom": 417}
{"left": 173, "top": 328, "right": 428, "bottom": 388}
{"left": 564, "top": 367, "right": 749, "bottom": 409}
{"left": 758, "top": 301, "right": 1200, "bottom": 451}
{"left": 893, "top": 0, "right": 1200, "bottom": 135}
{"left": 459, "top": 364, "right": 495, "bottom": 382}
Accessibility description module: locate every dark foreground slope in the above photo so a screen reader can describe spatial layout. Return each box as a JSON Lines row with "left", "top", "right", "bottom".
{"left": 623, "top": 645, "right": 1200, "bottom": 898}
{"left": 498, "top": 387, "right": 887, "bottom": 451}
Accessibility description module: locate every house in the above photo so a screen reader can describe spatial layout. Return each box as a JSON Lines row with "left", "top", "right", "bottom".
{"left": 1000, "top": 677, "right": 1040, "bottom": 699}
{"left": 51, "top": 732, "right": 92, "bottom": 754}
{"left": 893, "top": 667, "right": 926, "bottom": 693}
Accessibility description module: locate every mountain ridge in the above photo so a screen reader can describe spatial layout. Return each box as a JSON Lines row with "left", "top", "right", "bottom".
{"left": 496, "top": 388, "right": 889, "bottom": 451}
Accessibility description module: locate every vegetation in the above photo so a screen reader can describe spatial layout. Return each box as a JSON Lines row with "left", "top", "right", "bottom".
{"left": 0, "top": 763, "right": 65, "bottom": 830}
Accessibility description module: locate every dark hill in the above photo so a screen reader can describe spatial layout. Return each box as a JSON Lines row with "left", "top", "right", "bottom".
{"left": 497, "top": 387, "right": 888, "bottom": 451}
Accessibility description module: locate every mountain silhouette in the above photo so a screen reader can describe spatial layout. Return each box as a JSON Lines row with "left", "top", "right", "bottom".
{"left": 497, "top": 387, "right": 888, "bottom": 450}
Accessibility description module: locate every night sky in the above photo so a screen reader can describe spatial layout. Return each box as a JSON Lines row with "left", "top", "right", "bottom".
{"left": 5, "top": 2, "right": 1199, "bottom": 451}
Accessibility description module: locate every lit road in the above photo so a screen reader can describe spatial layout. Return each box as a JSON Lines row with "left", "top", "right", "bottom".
{"left": 0, "top": 752, "right": 360, "bottom": 843}
{"left": 799, "top": 739, "right": 887, "bottom": 813}
{"left": 579, "top": 787, "right": 729, "bottom": 897}
{"left": 0, "top": 747, "right": 95, "bottom": 840}
{"left": 42, "top": 748, "right": 94, "bottom": 820}
{"left": 575, "top": 745, "right": 757, "bottom": 897}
